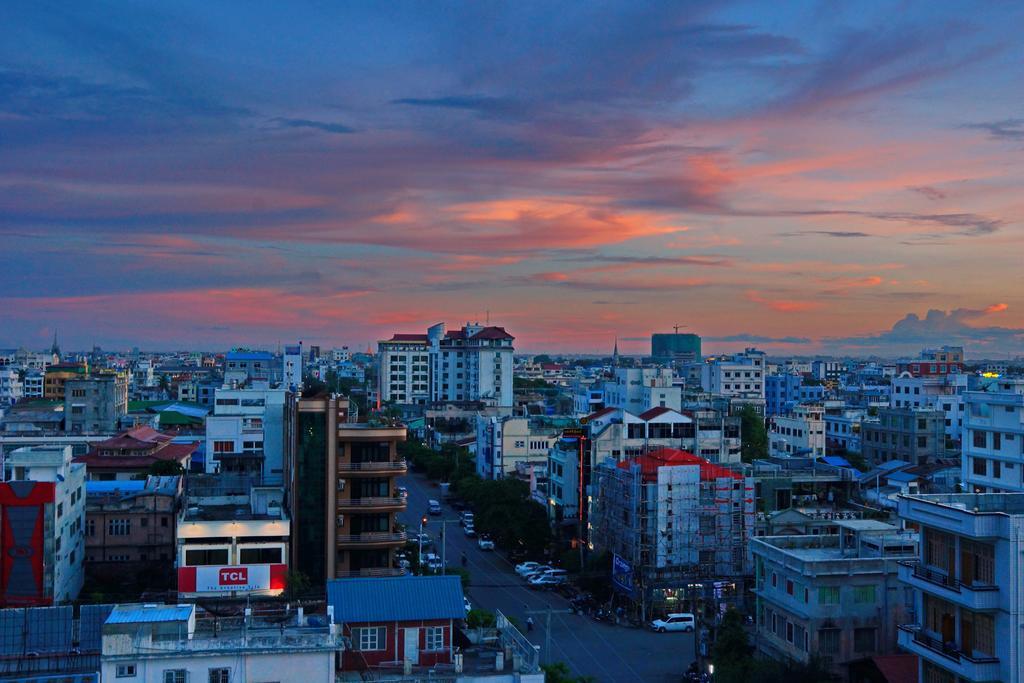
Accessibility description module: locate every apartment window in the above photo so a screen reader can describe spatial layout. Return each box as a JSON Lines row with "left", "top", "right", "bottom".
{"left": 785, "top": 579, "right": 794, "bottom": 596}
{"left": 57, "top": 502, "right": 63, "bottom": 518}
{"left": 239, "top": 547, "right": 283, "bottom": 564}
{"left": 917, "top": 436, "right": 927, "bottom": 448}
{"left": 771, "top": 572, "right": 777, "bottom": 588}
{"left": 818, "top": 586, "right": 840, "bottom": 604}
{"left": 185, "top": 548, "right": 229, "bottom": 566}
{"left": 993, "top": 460, "right": 1002, "bottom": 479}
{"left": 973, "top": 430, "right": 987, "bottom": 448}
{"left": 209, "top": 669, "right": 230, "bottom": 683}
{"left": 108, "top": 519, "right": 131, "bottom": 536}
{"left": 818, "top": 628, "right": 840, "bottom": 655}
{"left": 213, "top": 441, "right": 234, "bottom": 454}
{"left": 973, "top": 457, "right": 987, "bottom": 476}
{"left": 425, "top": 626, "right": 445, "bottom": 651}
{"left": 993, "top": 432, "right": 1001, "bottom": 450}
{"left": 163, "top": 671, "right": 186, "bottom": 683}
{"left": 354, "top": 626, "right": 386, "bottom": 651}
{"left": 116, "top": 664, "right": 137, "bottom": 677}
{"left": 86, "top": 519, "right": 95, "bottom": 537}
{"left": 852, "top": 585, "right": 876, "bottom": 603}
{"left": 854, "top": 627, "right": 876, "bottom": 652}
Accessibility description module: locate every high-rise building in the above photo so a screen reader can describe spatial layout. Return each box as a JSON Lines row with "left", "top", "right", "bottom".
{"left": 961, "top": 378, "right": 1024, "bottom": 493}
{"left": 284, "top": 342, "right": 304, "bottom": 391}
{"left": 651, "top": 332, "right": 701, "bottom": 363}
{"left": 288, "top": 394, "right": 408, "bottom": 585}
{"left": 1, "top": 446, "right": 85, "bottom": 606}
{"left": 428, "top": 322, "right": 514, "bottom": 407}
{"left": 377, "top": 334, "right": 430, "bottom": 405}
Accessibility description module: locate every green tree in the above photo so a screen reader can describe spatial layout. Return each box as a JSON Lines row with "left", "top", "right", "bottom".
{"left": 284, "top": 570, "right": 311, "bottom": 599}
{"left": 148, "top": 460, "right": 184, "bottom": 476}
{"left": 712, "top": 609, "right": 753, "bottom": 683}
{"left": 738, "top": 405, "right": 768, "bottom": 463}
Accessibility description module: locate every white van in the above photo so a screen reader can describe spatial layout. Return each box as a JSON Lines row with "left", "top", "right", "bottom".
{"left": 650, "top": 613, "right": 696, "bottom": 633}
{"left": 428, "top": 499, "right": 442, "bottom": 515}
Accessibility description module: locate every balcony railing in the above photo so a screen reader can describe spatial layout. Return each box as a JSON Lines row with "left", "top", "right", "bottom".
{"left": 337, "top": 459, "right": 408, "bottom": 473}
{"left": 336, "top": 531, "right": 407, "bottom": 545}
{"left": 900, "top": 560, "right": 999, "bottom": 594}
{"left": 337, "top": 496, "right": 406, "bottom": 510}
{"left": 898, "top": 625, "right": 1000, "bottom": 666}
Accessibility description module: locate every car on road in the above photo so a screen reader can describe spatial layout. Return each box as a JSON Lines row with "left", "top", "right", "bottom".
{"left": 460, "top": 511, "right": 475, "bottom": 527}
{"left": 413, "top": 532, "right": 432, "bottom": 547}
{"left": 422, "top": 552, "right": 443, "bottom": 572}
{"left": 428, "top": 499, "right": 442, "bottom": 515}
{"left": 522, "top": 565, "right": 554, "bottom": 581}
{"left": 650, "top": 613, "right": 696, "bottom": 633}
{"left": 515, "top": 561, "right": 543, "bottom": 576}
{"left": 528, "top": 574, "right": 566, "bottom": 589}
{"left": 477, "top": 535, "right": 495, "bottom": 550}
{"left": 463, "top": 524, "right": 476, "bottom": 537}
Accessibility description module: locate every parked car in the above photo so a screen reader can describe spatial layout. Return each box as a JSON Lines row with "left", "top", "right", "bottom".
{"left": 650, "top": 613, "right": 696, "bottom": 633}
{"left": 397, "top": 557, "right": 411, "bottom": 569}
{"left": 477, "top": 535, "right": 495, "bottom": 550}
{"left": 463, "top": 524, "right": 477, "bottom": 537}
{"left": 523, "top": 565, "right": 554, "bottom": 581}
{"left": 460, "top": 511, "right": 475, "bottom": 527}
{"left": 414, "top": 532, "right": 431, "bottom": 546}
{"left": 423, "top": 553, "right": 443, "bottom": 572}
{"left": 515, "top": 561, "right": 543, "bottom": 576}
{"left": 428, "top": 499, "right": 442, "bottom": 515}
{"left": 529, "top": 574, "right": 566, "bottom": 589}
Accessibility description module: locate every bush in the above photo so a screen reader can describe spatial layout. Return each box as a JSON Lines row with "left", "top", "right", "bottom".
{"left": 466, "top": 608, "right": 496, "bottom": 628}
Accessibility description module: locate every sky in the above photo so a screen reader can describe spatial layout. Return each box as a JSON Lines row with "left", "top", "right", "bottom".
{"left": 2, "top": 1, "right": 1023, "bottom": 356}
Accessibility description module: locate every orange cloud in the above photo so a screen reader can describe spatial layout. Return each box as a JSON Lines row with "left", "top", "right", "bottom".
{"left": 745, "top": 290, "right": 822, "bottom": 313}
{"left": 985, "top": 303, "right": 1009, "bottom": 313}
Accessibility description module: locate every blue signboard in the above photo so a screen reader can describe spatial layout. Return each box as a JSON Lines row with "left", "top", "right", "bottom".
{"left": 611, "top": 553, "right": 634, "bottom": 596}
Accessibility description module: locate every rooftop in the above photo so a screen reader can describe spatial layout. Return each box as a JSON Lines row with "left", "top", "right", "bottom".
{"left": 900, "top": 492, "right": 1024, "bottom": 516}
{"left": 327, "top": 575, "right": 464, "bottom": 623}
{"left": 618, "top": 447, "right": 743, "bottom": 481}
{"left": 106, "top": 603, "right": 193, "bottom": 624}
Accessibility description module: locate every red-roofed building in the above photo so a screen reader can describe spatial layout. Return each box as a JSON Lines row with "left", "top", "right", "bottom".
{"left": 75, "top": 426, "right": 198, "bottom": 480}
{"left": 592, "top": 447, "right": 753, "bottom": 619}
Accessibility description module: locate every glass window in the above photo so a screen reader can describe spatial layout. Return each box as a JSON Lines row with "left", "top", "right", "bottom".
{"left": 853, "top": 585, "right": 876, "bottom": 603}
{"left": 185, "top": 548, "right": 229, "bottom": 566}
{"left": 163, "top": 672, "right": 186, "bottom": 683}
{"left": 355, "top": 626, "right": 386, "bottom": 651}
{"left": 209, "top": 669, "right": 230, "bottom": 683}
{"left": 239, "top": 547, "right": 282, "bottom": 564}
{"left": 973, "top": 430, "right": 987, "bottom": 448}
{"left": 116, "top": 664, "right": 137, "bottom": 678}
{"left": 854, "top": 627, "right": 876, "bottom": 652}
{"left": 818, "top": 629, "right": 840, "bottom": 655}
{"left": 818, "top": 586, "right": 840, "bottom": 604}
{"left": 425, "top": 626, "right": 445, "bottom": 651}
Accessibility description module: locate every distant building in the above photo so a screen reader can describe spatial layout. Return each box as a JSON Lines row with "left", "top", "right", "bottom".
{"left": 961, "top": 378, "right": 1024, "bottom": 493}
{"left": 765, "top": 374, "right": 825, "bottom": 416}
{"left": 377, "top": 334, "right": 431, "bottom": 405}
{"left": 690, "top": 348, "right": 766, "bottom": 400}
{"left": 22, "top": 369, "right": 43, "bottom": 398}
{"left": 891, "top": 372, "right": 972, "bottom": 441}
{"left": 176, "top": 475, "right": 289, "bottom": 599}
{"left": 897, "top": 493, "right": 1017, "bottom": 682}
{"left": 602, "top": 367, "right": 681, "bottom": 413}
{"left": 223, "top": 349, "right": 276, "bottom": 386}
{"left": 752, "top": 521, "right": 917, "bottom": 675}
{"left": 43, "top": 362, "right": 88, "bottom": 400}
{"left": 75, "top": 426, "right": 198, "bottom": 480}
{"left": 428, "top": 322, "right": 515, "bottom": 408}
{"left": 896, "top": 346, "right": 964, "bottom": 377}
{"left": 85, "top": 476, "right": 181, "bottom": 585}
{"left": 860, "top": 407, "right": 946, "bottom": 465}
{"left": 284, "top": 342, "right": 304, "bottom": 391}
{"left": 1, "top": 446, "right": 85, "bottom": 606}
{"left": 768, "top": 405, "right": 825, "bottom": 458}
{"left": 475, "top": 415, "right": 561, "bottom": 480}
{"left": 811, "top": 360, "right": 844, "bottom": 382}
{"left": 100, "top": 603, "right": 340, "bottom": 682}
{"left": 205, "top": 386, "right": 286, "bottom": 477}
{"left": 651, "top": 332, "right": 701, "bottom": 363}
{"left": 64, "top": 372, "right": 129, "bottom": 433}
{"left": 824, "top": 408, "right": 866, "bottom": 455}
{"left": 590, "top": 447, "right": 754, "bottom": 618}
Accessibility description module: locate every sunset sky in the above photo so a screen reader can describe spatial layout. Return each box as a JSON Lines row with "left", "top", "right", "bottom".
{"left": 2, "top": 2, "right": 1023, "bottom": 355}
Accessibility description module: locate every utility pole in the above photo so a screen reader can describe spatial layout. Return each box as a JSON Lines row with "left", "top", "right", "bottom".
{"left": 524, "top": 607, "right": 571, "bottom": 664}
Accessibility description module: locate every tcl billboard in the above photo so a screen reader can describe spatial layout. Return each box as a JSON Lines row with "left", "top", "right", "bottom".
{"left": 178, "top": 564, "right": 287, "bottom": 594}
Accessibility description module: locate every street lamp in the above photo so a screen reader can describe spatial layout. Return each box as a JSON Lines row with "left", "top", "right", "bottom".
{"left": 419, "top": 515, "right": 428, "bottom": 572}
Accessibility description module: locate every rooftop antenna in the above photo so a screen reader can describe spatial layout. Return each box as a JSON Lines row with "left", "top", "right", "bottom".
{"left": 486, "top": 309, "right": 490, "bottom": 325}
{"left": 673, "top": 324, "right": 685, "bottom": 334}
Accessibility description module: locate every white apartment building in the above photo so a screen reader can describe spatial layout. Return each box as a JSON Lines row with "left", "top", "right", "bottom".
{"left": 753, "top": 521, "right": 917, "bottom": 674}
{"left": 205, "top": 387, "right": 286, "bottom": 478}
{"left": 0, "top": 367, "right": 23, "bottom": 407}
{"left": 284, "top": 342, "right": 303, "bottom": 391}
{"left": 695, "top": 348, "right": 766, "bottom": 399}
{"left": 602, "top": 367, "right": 681, "bottom": 414}
{"left": 177, "top": 477, "right": 289, "bottom": 599}
{"left": 571, "top": 379, "right": 605, "bottom": 417}
{"left": 331, "top": 346, "right": 351, "bottom": 362}
{"left": 475, "top": 415, "right": 560, "bottom": 479}
{"left": 132, "top": 359, "right": 156, "bottom": 391}
{"left": 769, "top": 405, "right": 825, "bottom": 458}
{"left": 891, "top": 372, "right": 971, "bottom": 440}
{"left": 1, "top": 446, "right": 85, "bottom": 605}
{"left": 961, "top": 378, "right": 1024, "bottom": 493}
{"left": 378, "top": 334, "right": 431, "bottom": 405}
{"left": 428, "top": 322, "right": 514, "bottom": 407}
{"left": 897, "top": 493, "right": 1020, "bottom": 682}
{"left": 100, "top": 604, "right": 339, "bottom": 683}
{"left": 585, "top": 406, "right": 743, "bottom": 466}
{"left": 22, "top": 370, "right": 43, "bottom": 398}
{"left": 824, "top": 408, "right": 865, "bottom": 455}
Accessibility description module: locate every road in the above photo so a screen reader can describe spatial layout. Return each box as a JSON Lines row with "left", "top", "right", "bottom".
{"left": 398, "top": 470, "right": 693, "bottom": 682}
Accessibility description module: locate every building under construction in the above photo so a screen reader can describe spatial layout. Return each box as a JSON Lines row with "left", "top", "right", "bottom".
{"left": 590, "top": 447, "right": 754, "bottom": 621}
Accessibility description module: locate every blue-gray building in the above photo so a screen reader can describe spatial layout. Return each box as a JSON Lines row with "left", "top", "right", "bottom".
{"left": 766, "top": 374, "right": 825, "bottom": 416}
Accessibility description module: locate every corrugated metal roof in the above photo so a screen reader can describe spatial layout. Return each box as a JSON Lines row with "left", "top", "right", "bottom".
{"left": 106, "top": 604, "right": 194, "bottom": 624}
{"left": 327, "top": 576, "right": 464, "bottom": 623}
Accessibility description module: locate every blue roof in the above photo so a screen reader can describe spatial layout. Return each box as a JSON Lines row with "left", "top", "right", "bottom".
{"left": 106, "top": 604, "right": 194, "bottom": 624}
{"left": 156, "top": 402, "right": 209, "bottom": 418}
{"left": 227, "top": 351, "right": 274, "bottom": 361}
{"left": 887, "top": 470, "right": 919, "bottom": 483}
{"left": 821, "top": 456, "right": 853, "bottom": 468}
{"left": 327, "top": 575, "right": 464, "bottom": 623}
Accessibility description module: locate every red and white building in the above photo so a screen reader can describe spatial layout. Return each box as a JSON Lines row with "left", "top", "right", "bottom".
{"left": 176, "top": 475, "right": 288, "bottom": 598}
{"left": 896, "top": 345, "right": 964, "bottom": 377}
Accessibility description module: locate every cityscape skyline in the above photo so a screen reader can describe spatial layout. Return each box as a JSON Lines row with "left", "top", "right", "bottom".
{"left": 3, "top": 2, "right": 1023, "bottom": 354}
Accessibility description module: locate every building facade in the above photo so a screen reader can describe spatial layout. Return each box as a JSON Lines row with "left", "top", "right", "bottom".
{"left": 64, "top": 372, "right": 129, "bottom": 433}
{"left": 960, "top": 378, "right": 1024, "bottom": 493}
{"left": 377, "top": 334, "right": 431, "bottom": 406}
{"left": 693, "top": 348, "right": 766, "bottom": 400}
{"left": 475, "top": 415, "right": 560, "bottom": 480}
{"left": 651, "top": 332, "right": 701, "bottom": 363}
{"left": 768, "top": 405, "right": 826, "bottom": 458}
{"left": 205, "top": 386, "right": 286, "bottom": 478}
{"left": 1, "top": 446, "right": 85, "bottom": 606}
{"left": 428, "top": 322, "right": 514, "bottom": 408}
{"left": 896, "top": 493, "right": 1018, "bottom": 682}
{"left": 861, "top": 407, "right": 946, "bottom": 465}
{"left": 602, "top": 368, "right": 681, "bottom": 414}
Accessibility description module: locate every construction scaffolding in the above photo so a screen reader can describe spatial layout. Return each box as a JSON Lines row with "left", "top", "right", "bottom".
{"left": 591, "top": 449, "right": 755, "bottom": 620}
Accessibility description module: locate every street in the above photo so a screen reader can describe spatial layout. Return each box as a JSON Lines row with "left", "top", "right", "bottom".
{"left": 399, "top": 470, "right": 694, "bottom": 682}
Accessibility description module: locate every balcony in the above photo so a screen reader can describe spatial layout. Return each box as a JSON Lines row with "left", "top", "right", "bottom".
{"left": 898, "top": 625, "right": 1001, "bottom": 681}
{"left": 898, "top": 561, "right": 1001, "bottom": 610}
{"left": 337, "top": 496, "right": 406, "bottom": 512}
{"left": 336, "top": 531, "right": 407, "bottom": 547}
{"left": 337, "top": 459, "right": 408, "bottom": 475}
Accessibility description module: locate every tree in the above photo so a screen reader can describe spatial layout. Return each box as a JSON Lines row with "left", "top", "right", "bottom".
{"left": 284, "top": 570, "right": 311, "bottom": 599}
{"left": 712, "top": 609, "right": 753, "bottom": 683}
{"left": 738, "top": 405, "right": 768, "bottom": 463}
{"left": 541, "top": 662, "right": 595, "bottom": 683}
{"left": 533, "top": 354, "right": 552, "bottom": 364}
{"left": 148, "top": 460, "right": 184, "bottom": 476}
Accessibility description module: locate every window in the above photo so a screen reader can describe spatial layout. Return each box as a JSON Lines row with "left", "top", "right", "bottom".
{"left": 993, "top": 432, "right": 1001, "bottom": 450}
{"left": 354, "top": 626, "right": 386, "bottom": 651}
{"left": 818, "top": 586, "right": 840, "bottom": 605}
{"left": 86, "top": 519, "right": 95, "bottom": 537}
{"left": 853, "top": 585, "right": 876, "bottom": 603}
{"left": 973, "top": 457, "right": 987, "bottom": 476}
{"left": 213, "top": 441, "right": 234, "bottom": 454}
{"left": 163, "top": 671, "right": 186, "bottom": 683}
{"left": 853, "top": 627, "right": 876, "bottom": 652}
{"left": 116, "top": 664, "right": 137, "bottom": 677}
{"left": 818, "top": 628, "right": 840, "bottom": 655}
{"left": 973, "top": 430, "right": 987, "bottom": 448}
{"left": 239, "top": 547, "right": 283, "bottom": 564}
{"left": 185, "top": 548, "right": 229, "bottom": 566}
{"left": 425, "top": 626, "right": 445, "bottom": 650}
{"left": 993, "top": 460, "right": 1001, "bottom": 479}
{"left": 108, "top": 519, "right": 131, "bottom": 536}
{"left": 209, "top": 669, "right": 230, "bottom": 683}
